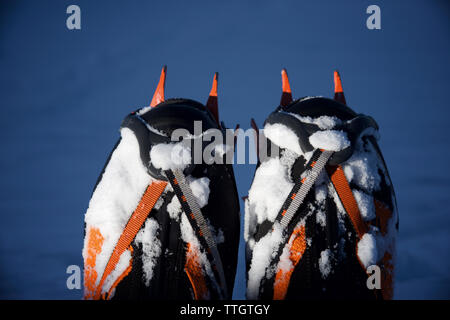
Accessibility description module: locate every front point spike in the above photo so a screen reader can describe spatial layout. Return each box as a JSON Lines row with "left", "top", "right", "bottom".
{"left": 150, "top": 65, "right": 167, "bottom": 107}
{"left": 206, "top": 72, "right": 220, "bottom": 125}
{"left": 333, "top": 70, "right": 347, "bottom": 105}
{"left": 280, "top": 68, "right": 293, "bottom": 107}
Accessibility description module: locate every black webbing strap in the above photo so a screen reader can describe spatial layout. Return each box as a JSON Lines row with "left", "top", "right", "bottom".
{"left": 277, "top": 149, "right": 333, "bottom": 229}
{"left": 164, "top": 169, "right": 228, "bottom": 299}
{"left": 253, "top": 148, "right": 334, "bottom": 297}
{"left": 256, "top": 149, "right": 333, "bottom": 242}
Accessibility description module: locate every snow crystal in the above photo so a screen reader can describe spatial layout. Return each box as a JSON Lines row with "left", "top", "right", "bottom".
{"left": 145, "top": 122, "right": 167, "bottom": 137}
{"left": 289, "top": 113, "right": 342, "bottom": 130}
{"left": 137, "top": 106, "right": 152, "bottom": 115}
{"left": 279, "top": 149, "right": 298, "bottom": 169}
{"left": 247, "top": 157, "right": 294, "bottom": 224}
{"left": 353, "top": 190, "right": 376, "bottom": 221}
{"left": 309, "top": 130, "right": 350, "bottom": 151}
{"left": 342, "top": 151, "right": 381, "bottom": 192}
{"left": 277, "top": 245, "right": 294, "bottom": 273}
{"left": 315, "top": 184, "right": 328, "bottom": 204}
{"left": 299, "top": 96, "right": 322, "bottom": 101}
{"left": 316, "top": 209, "right": 326, "bottom": 227}
{"left": 357, "top": 232, "right": 378, "bottom": 268}
{"left": 180, "top": 213, "right": 198, "bottom": 244}
{"left": 167, "top": 194, "right": 181, "bottom": 221}
{"left": 134, "top": 218, "right": 161, "bottom": 286}
{"left": 244, "top": 199, "right": 251, "bottom": 241}
{"left": 186, "top": 176, "right": 210, "bottom": 208}
{"left": 319, "top": 249, "right": 333, "bottom": 279}
{"left": 166, "top": 175, "right": 210, "bottom": 222}
{"left": 247, "top": 223, "right": 284, "bottom": 299}
{"left": 263, "top": 123, "right": 303, "bottom": 155}
{"left": 154, "top": 195, "right": 165, "bottom": 210}
{"left": 150, "top": 142, "right": 191, "bottom": 171}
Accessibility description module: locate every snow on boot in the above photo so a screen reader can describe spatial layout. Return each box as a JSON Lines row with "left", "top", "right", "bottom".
{"left": 245, "top": 69, "right": 398, "bottom": 300}
{"left": 82, "top": 67, "right": 240, "bottom": 300}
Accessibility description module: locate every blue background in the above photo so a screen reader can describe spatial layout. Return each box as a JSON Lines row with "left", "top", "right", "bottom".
{"left": 0, "top": 0, "right": 449, "bottom": 299}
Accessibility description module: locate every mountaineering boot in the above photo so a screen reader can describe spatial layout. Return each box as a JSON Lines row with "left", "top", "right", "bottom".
{"left": 245, "top": 69, "right": 398, "bottom": 300}
{"left": 83, "top": 67, "right": 240, "bottom": 300}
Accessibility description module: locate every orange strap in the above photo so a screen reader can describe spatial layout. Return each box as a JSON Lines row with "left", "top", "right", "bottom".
{"left": 184, "top": 243, "right": 209, "bottom": 300}
{"left": 93, "top": 180, "right": 167, "bottom": 300}
{"left": 329, "top": 165, "right": 396, "bottom": 299}
{"left": 327, "top": 165, "right": 368, "bottom": 238}
{"left": 273, "top": 225, "right": 306, "bottom": 300}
